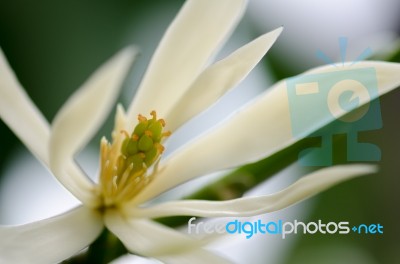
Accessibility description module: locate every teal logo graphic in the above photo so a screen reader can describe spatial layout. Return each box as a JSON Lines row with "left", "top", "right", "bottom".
{"left": 287, "top": 38, "right": 382, "bottom": 166}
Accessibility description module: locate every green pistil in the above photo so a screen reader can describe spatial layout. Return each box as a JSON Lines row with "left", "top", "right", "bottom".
{"left": 120, "top": 111, "right": 170, "bottom": 173}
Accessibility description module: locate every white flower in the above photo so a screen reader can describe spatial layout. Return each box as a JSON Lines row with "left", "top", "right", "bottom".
{"left": 1, "top": 0, "right": 400, "bottom": 263}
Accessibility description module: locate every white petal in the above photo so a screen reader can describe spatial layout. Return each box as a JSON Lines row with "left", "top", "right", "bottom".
{"left": 134, "top": 61, "right": 400, "bottom": 204}
{"left": 127, "top": 0, "right": 247, "bottom": 126}
{"left": 166, "top": 27, "right": 283, "bottom": 131}
{"left": 105, "top": 211, "right": 231, "bottom": 264}
{"left": 49, "top": 47, "right": 137, "bottom": 205}
{"left": 129, "top": 164, "right": 376, "bottom": 218}
{"left": 0, "top": 206, "right": 103, "bottom": 264}
{"left": 0, "top": 48, "right": 50, "bottom": 165}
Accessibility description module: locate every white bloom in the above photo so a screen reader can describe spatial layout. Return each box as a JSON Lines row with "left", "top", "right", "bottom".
{"left": 1, "top": 0, "right": 400, "bottom": 263}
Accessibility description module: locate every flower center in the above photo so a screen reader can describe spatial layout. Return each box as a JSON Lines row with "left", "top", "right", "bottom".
{"left": 99, "top": 110, "right": 171, "bottom": 207}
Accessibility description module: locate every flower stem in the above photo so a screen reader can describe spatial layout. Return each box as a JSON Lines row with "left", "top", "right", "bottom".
{"left": 65, "top": 139, "right": 320, "bottom": 262}
{"left": 157, "top": 138, "right": 318, "bottom": 227}
{"left": 63, "top": 229, "right": 127, "bottom": 264}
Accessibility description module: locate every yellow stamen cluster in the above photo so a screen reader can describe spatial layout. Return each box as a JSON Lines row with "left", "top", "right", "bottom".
{"left": 99, "top": 111, "right": 171, "bottom": 207}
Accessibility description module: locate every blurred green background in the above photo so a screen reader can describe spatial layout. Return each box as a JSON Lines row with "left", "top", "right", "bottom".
{"left": 0, "top": 0, "right": 399, "bottom": 263}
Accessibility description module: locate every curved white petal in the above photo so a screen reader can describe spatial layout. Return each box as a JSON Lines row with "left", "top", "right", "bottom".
{"left": 105, "top": 212, "right": 231, "bottom": 264}
{"left": 49, "top": 47, "right": 137, "bottom": 205}
{"left": 129, "top": 164, "right": 376, "bottom": 218}
{"left": 0, "top": 49, "right": 50, "bottom": 165}
{"left": 0, "top": 206, "right": 103, "bottom": 264}
{"left": 127, "top": 0, "right": 247, "bottom": 126}
{"left": 134, "top": 61, "right": 400, "bottom": 204}
{"left": 166, "top": 27, "right": 283, "bottom": 131}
